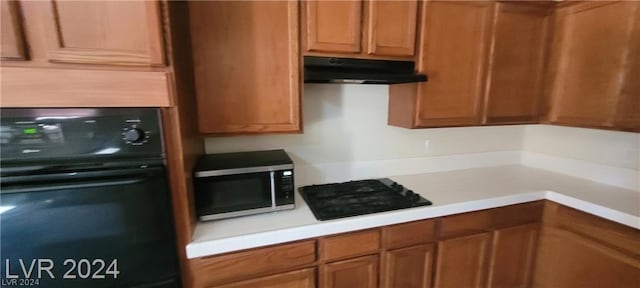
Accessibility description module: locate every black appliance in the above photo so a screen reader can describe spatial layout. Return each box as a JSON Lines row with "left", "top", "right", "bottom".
{"left": 0, "top": 108, "right": 179, "bottom": 288}
{"left": 303, "top": 56, "right": 428, "bottom": 84}
{"left": 298, "top": 178, "right": 432, "bottom": 221}
{"left": 194, "top": 149, "right": 295, "bottom": 221}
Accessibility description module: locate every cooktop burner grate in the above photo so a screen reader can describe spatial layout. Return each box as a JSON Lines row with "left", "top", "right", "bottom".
{"left": 298, "top": 178, "right": 432, "bottom": 221}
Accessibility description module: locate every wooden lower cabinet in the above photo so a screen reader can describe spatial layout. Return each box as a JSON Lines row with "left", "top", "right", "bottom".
{"left": 320, "top": 255, "right": 379, "bottom": 288}
{"left": 217, "top": 268, "right": 316, "bottom": 288}
{"left": 433, "top": 232, "right": 492, "bottom": 288}
{"left": 487, "top": 224, "right": 539, "bottom": 288}
{"left": 532, "top": 202, "right": 640, "bottom": 288}
{"left": 433, "top": 224, "right": 540, "bottom": 288}
{"left": 382, "top": 244, "right": 434, "bottom": 288}
{"left": 189, "top": 202, "right": 639, "bottom": 288}
{"left": 533, "top": 228, "right": 640, "bottom": 288}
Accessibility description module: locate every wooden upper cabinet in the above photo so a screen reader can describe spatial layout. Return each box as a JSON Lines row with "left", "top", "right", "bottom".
{"left": 40, "top": 0, "right": 164, "bottom": 66}
{"left": 415, "top": 1, "right": 494, "bottom": 127}
{"left": 303, "top": 0, "right": 419, "bottom": 59}
{"left": 433, "top": 232, "right": 491, "bottom": 288}
{"left": 303, "top": 0, "right": 363, "bottom": 54}
{"left": 548, "top": 1, "right": 638, "bottom": 128}
{"left": 484, "top": 2, "right": 552, "bottom": 124}
{"left": 189, "top": 1, "right": 300, "bottom": 134}
{"left": 1, "top": 0, "right": 27, "bottom": 60}
{"left": 614, "top": 10, "right": 640, "bottom": 132}
{"left": 366, "top": 0, "right": 419, "bottom": 57}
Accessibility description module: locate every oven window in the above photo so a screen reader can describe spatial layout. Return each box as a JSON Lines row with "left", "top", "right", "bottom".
{"left": 196, "top": 172, "right": 272, "bottom": 215}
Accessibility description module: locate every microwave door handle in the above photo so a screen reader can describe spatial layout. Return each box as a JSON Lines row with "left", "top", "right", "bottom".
{"left": 270, "top": 171, "right": 277, "bottom": 208}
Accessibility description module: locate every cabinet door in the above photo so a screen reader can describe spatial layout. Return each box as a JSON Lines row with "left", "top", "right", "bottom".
{"left": 1, "top": 0, "right": 27, "bottom": 60}
{"left": 303, "top": 0, "right": 362, "bottom": 54}
{"left": 614, "top": 10, "right": 640, "bottom": 132}
{"left": 40, "top": 0, "right": 164, "bottom": 66}
{"left": 533, "top": 228, "right": 640, "bottom": 288}
{"left": 320, "top": 255, "right": 378, "bottom": 288}
{"left": 366, "top": 0, "right": 418, "bottom": 57}
{"left": 415, "top": 1, "right": 494, "bottom": 127}
{"left": 189, "top": 1, "right": 300, "bottom": 134}
{"left": 484, "top": 3, "right": 551, "bottom": 124}
{"left": 548, "top": 2, "right": 638, "bottom": 128}
{"left": 487, "top": 224, "right": 539, "bottom": 288}
{"left": 382, "top": 244, "right": 434, "bottom": 288}
{"left": 433, "top": 232, "right": 491, "bottom": 288}
{"left": 217, "top": 268, "right": 316, "bottom": 288}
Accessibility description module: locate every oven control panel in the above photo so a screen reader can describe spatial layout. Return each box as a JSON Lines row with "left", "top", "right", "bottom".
{"left": 0, "top": 108, "right": 163, "bottom": 162}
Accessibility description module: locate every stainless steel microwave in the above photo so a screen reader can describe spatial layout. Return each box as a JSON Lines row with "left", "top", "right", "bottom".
{"left": 193, "top": 149, "right": 295, "bottom": 221}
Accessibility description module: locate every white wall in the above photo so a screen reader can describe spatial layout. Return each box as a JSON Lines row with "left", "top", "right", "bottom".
{"left": 205, "top": 84, "right": 524, "bottom": 165}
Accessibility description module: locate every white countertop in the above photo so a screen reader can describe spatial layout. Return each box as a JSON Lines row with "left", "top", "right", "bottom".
{"left": 186, "top": 165, "right": 640, "bottom": 259}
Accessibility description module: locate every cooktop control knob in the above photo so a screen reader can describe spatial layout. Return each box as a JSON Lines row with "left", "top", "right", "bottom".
{"left": 406, "top": 190, "right": 420, "bottom": 202}
{"left": 122, "top": 128, "right": 146, "bottom": 144}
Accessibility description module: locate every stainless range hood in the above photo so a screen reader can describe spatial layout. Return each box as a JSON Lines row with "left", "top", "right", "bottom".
{"left": 303, "top": 56, "right": 428, "bottom": 85}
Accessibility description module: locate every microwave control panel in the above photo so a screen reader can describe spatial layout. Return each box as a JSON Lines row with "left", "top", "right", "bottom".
{"left": 277, "top": 170, "right": 295, "bottom": 205}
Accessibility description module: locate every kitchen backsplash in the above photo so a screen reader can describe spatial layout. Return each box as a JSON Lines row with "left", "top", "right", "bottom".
{"left": 523, "top": 124, "right": 639, "bottom": 170}
{"left": 205, "top": 84, "right": 524, "bottom": 165}
{"left": 205, "top": 85, "right": 639, "bottom": 188}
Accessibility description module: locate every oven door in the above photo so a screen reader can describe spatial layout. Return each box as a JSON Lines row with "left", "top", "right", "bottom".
{"left": 194, "top": 171, "right": 279, "bottom": 220}
{"left": 0, "top": 166, "right": 179, "bottom": 288}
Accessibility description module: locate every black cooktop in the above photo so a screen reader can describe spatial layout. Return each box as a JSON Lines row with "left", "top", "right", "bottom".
{"left": 298, "top": 178, "right": 432, "bottom": 221}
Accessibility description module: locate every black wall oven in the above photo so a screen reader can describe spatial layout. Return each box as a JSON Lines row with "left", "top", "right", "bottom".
{"left": 0, "top": 108, "right": 179, "bottom": 287}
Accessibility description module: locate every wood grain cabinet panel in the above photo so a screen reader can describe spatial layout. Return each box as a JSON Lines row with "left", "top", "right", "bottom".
{"left": 321, "top": 255, "right": 379, "bottom": 288}
{"left": 190, "top": 240, "right": 316, "bottom": 287}
{"left": 487, "top": 224, "right": 539, "bottom": 288}
{"left": 548, "top": 1, "right": 638, "bottom": 128}
{"left": 614, "top": 11, "right": 640, "bottom": 132}
{"left": 382, "top": 219, "right": 435, "bottom": 250}
{"left": 320, "top": 229, "right": 380, "bottom": 262}
{"left": 484, "top": 2, "right": 552, "bottom": 124}
{"left": 433, "top": 232, "right": 491, "bottom": 288}
{"left": 382, "top": 244, "right": 434, "bottom": 288}
{"left": 41, "top": 0, "right": 164, "bottom": 66}
{"left": 415, "top": 1, "right": 494, "bottom": 127}
{"left": 304, "top": 0, "right": 362, "bottom": 54}
{"left": 0, "top": 67, "right": 170, "bottom": 107}
{"left": 532, "top": 228, "right": 640, "bottom": 288}
{"left": 1, "top": 0, "right": 27, "bottom": 60}
{"left": 189, "top": 1, "right": 300, "bottom": 134}
{"left": 217, "top": 268, "right": 316, "bottom": 288}
{"left": 366, "top": 0, "right": 418, "bottom": 57}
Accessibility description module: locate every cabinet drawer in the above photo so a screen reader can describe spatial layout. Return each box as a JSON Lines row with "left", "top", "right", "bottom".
{"left": 382, "top": 219, "right": 436, "bottom": 249}
{"left": 438, "top": 202, "right": 544, "bottom": 238}
{"left": 216, "top": 268, "right": 316, "bottom": 288}
{"left": 491, "top": 201, "right": 544, "bottom": 229}
{"left": 320, "top": 229, "right": 380, "bottom": 261}
{"left": 190, "top": 240, "right": 316, "bottom": 287}
{"left": 438, "top": 209, "right": 492, "bottom": 239}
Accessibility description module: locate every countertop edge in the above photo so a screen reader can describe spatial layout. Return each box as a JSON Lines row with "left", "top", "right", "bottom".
{"left": 185, "top": 190, "right": 640, "bottom": 259}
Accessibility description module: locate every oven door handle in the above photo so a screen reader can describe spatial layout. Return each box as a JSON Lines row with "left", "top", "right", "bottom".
{"left": 0, "top": 166, "right": 164, "bottom": 185}
{"left": 0, "top": 177, "right": 151, "bottom": 194}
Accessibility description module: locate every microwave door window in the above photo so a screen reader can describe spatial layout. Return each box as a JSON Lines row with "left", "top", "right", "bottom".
{"left": 198, "top": 173, "right": 272, "bottom": 214}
